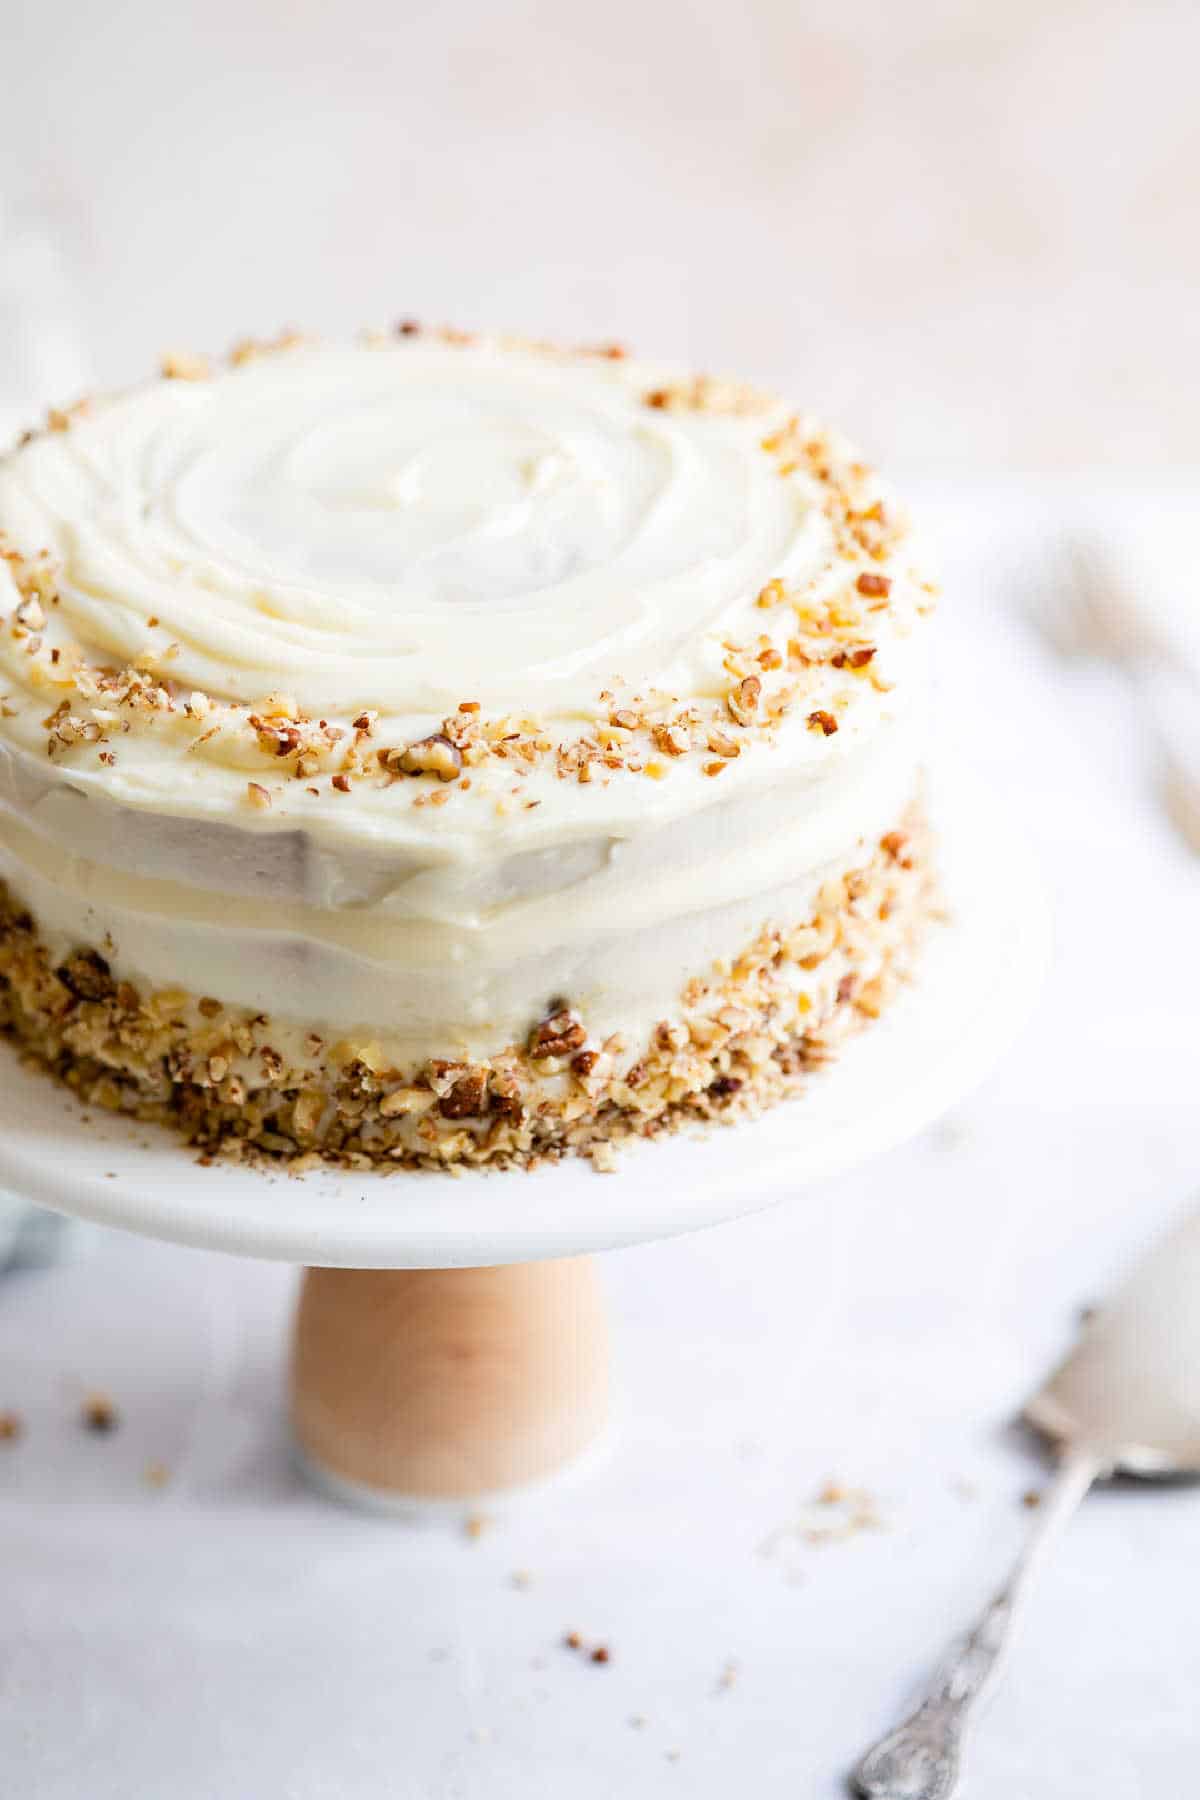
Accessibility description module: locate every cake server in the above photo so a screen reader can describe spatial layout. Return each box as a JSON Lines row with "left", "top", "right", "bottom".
{"left": 852, "top": 1201, "right": 1200, "bottom": 1800}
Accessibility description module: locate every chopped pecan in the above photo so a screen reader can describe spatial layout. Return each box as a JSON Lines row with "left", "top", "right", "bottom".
{"left": 488, "top": 1080, "right": 525, "bottom": 1122}
{"left": 439, "top": 1069, "right": 488, "bottom": 1118}
{"left": 56, "top": 949, "right": 116, "bottom": 1003}
{"left": 161, "top": 349, "right": 211, "bottom": 381}
{"left": 652, "top": 722, "right": 690, "bottom": 757}
{"left": 807, "top": 710, "right": 839, "bottom": 736}
{"left": 855, "top": 572, "right": 891, "bottom": 597}
{"left": 391, "top": 733, "right": 463, "bottom": 782}
{"left": 529, "top": 1008, "right": 587, "bottom": 1059}
{"left": 727, "top": 675, "right": 761, "bottom": 726}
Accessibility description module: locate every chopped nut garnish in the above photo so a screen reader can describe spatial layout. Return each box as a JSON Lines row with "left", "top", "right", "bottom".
{"left": 653, "top": 722, "right": 690, "bottom": 757}
{"left": 293, "top": 1091, "right": 324, "bottom": 1136}
{"left": 703, "top": 759, "right": 728, "bottom": 777}
{"left": 246, "top": 782, "right": 272, "bottom": 810}
{"left": 856, "top": 571, "right": 891, "bottom": 597}
{"left": 82, "top": 1394, "right": 119, "bottom": 1433}
{"left": 727, "top": 675, "right": 762, "bottom": 726}
{"left": 394, "top": 733, "right": 463, "bottom": 782}
{"left": 14, "top": 596, "right": 46, "bottom": 631}
{"left": 438, "top": 1069, "right": 488, "bottom": 1119}
{"left": 161, "top": 349, "right": 211, "bottom": 381}
{"left": 56, "top": 949, "right": 116, "bottom": 1003}
{"left": 529, "top": 1008, "right": 587, "bottom": 1059}
{"left": 331, "top": 774, "right": 352, "bottom": 793}
{"left": 807, "top": 710, "right": 838, "bottom": 736}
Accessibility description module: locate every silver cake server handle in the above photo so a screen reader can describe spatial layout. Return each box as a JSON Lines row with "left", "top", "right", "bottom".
{"left": 851, "top": 1447, "right": 1101, "bottom": 1800}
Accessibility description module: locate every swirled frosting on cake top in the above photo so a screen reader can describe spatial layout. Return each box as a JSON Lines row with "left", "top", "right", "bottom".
{"left": 0, "top": 340, "right": 816, "bottom": 718}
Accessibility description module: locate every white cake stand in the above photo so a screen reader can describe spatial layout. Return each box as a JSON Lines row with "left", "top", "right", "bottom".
{"left": 0, "top": 775, "right": 1046, "bottom": 1507}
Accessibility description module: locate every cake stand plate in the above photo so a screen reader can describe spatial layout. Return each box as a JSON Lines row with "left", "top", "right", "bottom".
{"left": 0, "top": 773, "right": 1047, "bottom": 1502}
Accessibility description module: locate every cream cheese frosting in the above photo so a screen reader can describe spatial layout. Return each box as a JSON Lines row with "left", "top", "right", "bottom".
{"left": 0, "top": 342, "right": 816, "bottom": 719}
{"left": 0, "top": 333, "right": 935, "bottom": 1061}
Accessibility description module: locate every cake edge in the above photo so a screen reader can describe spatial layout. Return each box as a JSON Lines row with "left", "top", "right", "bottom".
{"left": 0, "top": 797, "right": 938, "bottom": 1177}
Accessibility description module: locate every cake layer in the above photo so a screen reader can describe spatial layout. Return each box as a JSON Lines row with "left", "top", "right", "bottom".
{"left": 0, "top": 799, "right": 936, "bottom": 1173}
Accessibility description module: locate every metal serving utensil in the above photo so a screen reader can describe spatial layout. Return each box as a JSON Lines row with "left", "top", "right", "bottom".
{"left": 852, "top": 1203, "right": 1200, "bottom": 1800}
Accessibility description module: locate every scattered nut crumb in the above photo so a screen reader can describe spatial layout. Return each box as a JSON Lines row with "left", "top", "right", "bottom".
{"left": 82, "top": 1393, "right": 119, "bottom": 1433}
{"left": 161, "top": 349, "right": 211, "bottom": 381}
{"left": 856, "top": 571, "right": 891, "bottom": 597}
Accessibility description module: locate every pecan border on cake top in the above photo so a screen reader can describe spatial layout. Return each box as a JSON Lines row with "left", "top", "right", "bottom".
{"left": 0, "top": 326, "right": 936, "bottom": 824}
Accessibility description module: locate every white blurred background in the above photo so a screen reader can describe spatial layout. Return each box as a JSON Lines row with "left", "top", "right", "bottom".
{"left": 2, "top": 0, "right": 1198, "bottom": 471}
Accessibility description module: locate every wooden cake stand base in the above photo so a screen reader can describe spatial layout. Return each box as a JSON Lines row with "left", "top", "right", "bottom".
{"left": 291, "top": 1260, "right": 609, "bottom": 1502}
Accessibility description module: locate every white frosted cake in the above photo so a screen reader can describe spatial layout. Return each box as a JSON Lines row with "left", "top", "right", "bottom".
{"left": 0, "top": 328, "right": 937, "bottom": 1171}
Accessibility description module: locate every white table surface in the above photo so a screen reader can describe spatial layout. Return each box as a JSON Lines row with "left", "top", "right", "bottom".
{"left": 2, "top": 491, "right": 1199, "bottom": 1798}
